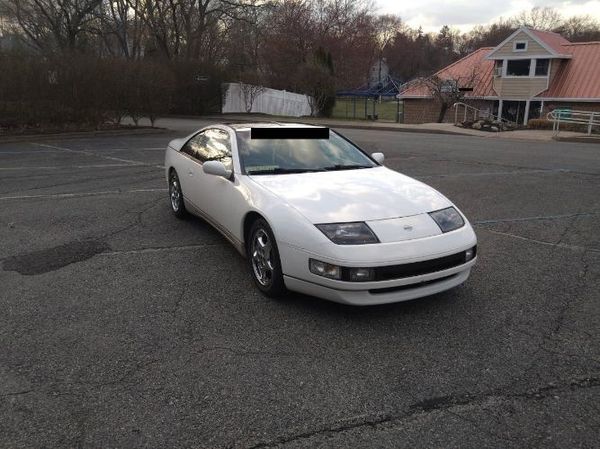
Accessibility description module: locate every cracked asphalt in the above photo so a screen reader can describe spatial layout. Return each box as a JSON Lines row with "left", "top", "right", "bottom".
{"left": 1, "top": 120, "right": 599, "bottom": 448}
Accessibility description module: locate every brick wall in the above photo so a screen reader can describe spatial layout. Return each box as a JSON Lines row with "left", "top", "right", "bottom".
{"left": 402, "top": 98, "right": 496, "bottom": 124}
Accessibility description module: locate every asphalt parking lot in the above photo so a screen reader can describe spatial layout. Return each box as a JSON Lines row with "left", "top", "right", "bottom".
{"left": 1, "top": 121, "right": 599, "bottom": 448}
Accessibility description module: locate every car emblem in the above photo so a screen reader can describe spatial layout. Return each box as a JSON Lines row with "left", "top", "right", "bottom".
{"left": 403, "top": 225, "right": 413, "bottom": 231}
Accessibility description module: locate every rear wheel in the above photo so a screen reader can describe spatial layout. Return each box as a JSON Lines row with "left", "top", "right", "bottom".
{"left": 247, "top": 218, "right": 286, "bottom": 297}
{"left": 169, "top": 170, "right": 187, "bottom": 218}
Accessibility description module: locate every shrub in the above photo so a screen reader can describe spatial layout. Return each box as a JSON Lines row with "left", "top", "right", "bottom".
{"left": 527, "top": 119, "right": 553, "bottom": 129}
{"left": 0, "top": 51, "right": 210, "bottom": 131}
{"left": 527, "top": 118, "right": 596, "bottom": 133}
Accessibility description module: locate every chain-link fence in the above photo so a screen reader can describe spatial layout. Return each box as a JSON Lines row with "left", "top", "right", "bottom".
{"left": 332, "top": 96, "right": 403, "bottom": 122}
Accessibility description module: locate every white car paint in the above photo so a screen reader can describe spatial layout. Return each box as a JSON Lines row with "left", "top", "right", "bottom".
{"left": 165, "top": 123, "right": 477, "bottom": 306}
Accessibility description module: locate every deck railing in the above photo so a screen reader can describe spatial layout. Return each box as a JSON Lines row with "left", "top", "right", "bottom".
{"left": 546, "top": 109, "right": 600, "bottom": 136}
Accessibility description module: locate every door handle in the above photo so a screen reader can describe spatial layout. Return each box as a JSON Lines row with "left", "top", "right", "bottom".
{"left": 188, "top": 169, "right": 193, "bottom": 176}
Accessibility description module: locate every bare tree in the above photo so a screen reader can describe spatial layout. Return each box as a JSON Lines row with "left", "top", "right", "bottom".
{"left": 94, "top": 0, "right": 144, "bottom": 59}
{"left": 296, "top": 47, "right": 335, "bottom": 117}
{"left": 122, "top": 0, "right": 262, "bottom": 61}
{"left": 513, "top": 7, "right": 562, "bottom": 31}
{"left": 375, "top": 14, "right": 402, "bottom": 53}
{"left": 422, "top": 67, "right": 479, "bottom": 123}
{"left": 555, "top": 15, "right": 600, "bottom": 42}
{"left": 238, "top": 81, "right": 265, "bottom": 113}
{"left": 3, "top": 0, "right": 103, "bottom": 52}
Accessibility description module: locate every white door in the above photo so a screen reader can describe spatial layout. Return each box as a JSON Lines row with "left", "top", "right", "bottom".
{"left": 181, "top": 128, "right": 235, "bottom": 229}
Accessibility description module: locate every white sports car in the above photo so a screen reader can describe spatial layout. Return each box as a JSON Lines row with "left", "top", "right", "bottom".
{"left": 164, "top": 123, "right": 477, "bottom": 306}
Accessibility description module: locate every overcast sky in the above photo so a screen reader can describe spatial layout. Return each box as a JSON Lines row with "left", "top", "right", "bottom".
{"left": 376, "top": 0, "right": 600, "bottom": 32}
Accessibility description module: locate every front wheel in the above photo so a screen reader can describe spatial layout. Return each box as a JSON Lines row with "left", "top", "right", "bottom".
{"left": 168, "top": 170, "right": 187, "bottom": 218}
{"left": 247, "top": 219, "right": 286, "bottom": 297}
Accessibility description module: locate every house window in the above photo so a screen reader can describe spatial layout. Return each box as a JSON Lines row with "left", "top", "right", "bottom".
{"left": 513, "top": 41, "right": 528, "bottom": 52}
{"left": 535, "top": 59, "right": 549, "bottom": 76}
{"left": 440, "top": 79, "right": 458, "bottom": 93}
{"left": 494, "top": 60, "right": 503, "bottom": 76}
{"left": 507, "top": 59, "right": 531, "bottom": 76}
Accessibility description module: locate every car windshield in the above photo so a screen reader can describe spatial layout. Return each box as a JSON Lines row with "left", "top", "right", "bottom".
{"left": 236, "top": 129, "right": 377, "bottom": 175}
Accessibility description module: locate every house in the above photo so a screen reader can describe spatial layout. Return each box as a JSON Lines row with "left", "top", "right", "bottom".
{"left": 397, "top": 27, "right": 600, "bottom": 124}
{"left": 368, "top": 58, "right": 390, "bottom": 90}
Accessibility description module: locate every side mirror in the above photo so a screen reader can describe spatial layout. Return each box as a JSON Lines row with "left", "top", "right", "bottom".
{"left": 203, "top": 160, "right": 232, "bottom": 179}
{"left": 371, "top": 152, "right": 385, "bottom": 164}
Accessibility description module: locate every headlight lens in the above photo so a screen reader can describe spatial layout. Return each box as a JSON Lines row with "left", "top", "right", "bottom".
{"left": 316, "top": 222, "right": 379, "bottom": 245}
{"left": 429, "top": 207, "right": 465, "bottom": 233}
{"left": 309, "top": 259, "right": 342, "bottom": 280}
{"left": 348, "top": 267, "right": 375, "bottom": 282}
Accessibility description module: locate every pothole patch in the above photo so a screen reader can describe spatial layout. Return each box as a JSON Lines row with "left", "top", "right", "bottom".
{"left": 3, "top": 240, "right": 110, "bottom": 275}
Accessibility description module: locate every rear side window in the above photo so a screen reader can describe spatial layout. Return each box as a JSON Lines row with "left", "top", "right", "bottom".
{"left": 182, "top": 129, "right": 232, "bottom": 169}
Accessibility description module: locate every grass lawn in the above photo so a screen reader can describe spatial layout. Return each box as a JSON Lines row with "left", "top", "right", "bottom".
{"left": 332, "top": 97, "right": 403, "bottom": 122}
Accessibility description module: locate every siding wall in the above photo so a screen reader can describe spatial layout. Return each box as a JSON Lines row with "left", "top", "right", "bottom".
{"left": 492, "top": 31, "right": 551, "bottom": 57}
{"left": 493, "top": 77, "right": 548, "bottom": 98}
{"left": 548, "top": 59, "right": 563, "bottom": 85}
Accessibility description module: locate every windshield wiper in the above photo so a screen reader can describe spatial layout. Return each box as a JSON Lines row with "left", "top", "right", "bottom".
{"left": 322, "top": 164, "right": 373, "bottom": 171}
{"left": 247, "top": 167, "right": 325, "bottom": 175}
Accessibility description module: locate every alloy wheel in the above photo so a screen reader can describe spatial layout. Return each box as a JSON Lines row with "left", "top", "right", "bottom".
{"left": 251, "top": 228, "right": 274, "bottom": 287}
{"left": 170, "top": 176, "right": 181, "bottom": 212}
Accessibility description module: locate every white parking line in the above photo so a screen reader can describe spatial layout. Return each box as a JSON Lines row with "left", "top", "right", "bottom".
{"left": 417, "top": 169, "right": 570, "bottom": 179}
{"left": 0, "top": 150, "right": 66, "bottom": 154}
{"left": 480, "top": 228, "right": 600, "bottom": 253}
{"left": 0, "top": 147, "right": 164, "bottom": 154}
{"left": 0, "top": 188, "right": 167, "bottom": 201}
{"left": 32, "top": 143, "right": 144, "bottom": 165}
{"left": 473, "top": 211, "right": 600, "bottom": 225}
{"left": 0, "top": 164, "right": 135, "bottom": 170}
{"left": 28, "top": 143, "right": 165, "bottom": 169}
{"left": 103, "top": 147, "right": 165, "bottom": 151}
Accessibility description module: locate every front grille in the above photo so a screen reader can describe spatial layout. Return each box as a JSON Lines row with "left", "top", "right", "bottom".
{"left": 342, "top": 246, "right": 476, "bottom": 283}
{"left": 369, "top": 274, "right": 458, "bottom": 294}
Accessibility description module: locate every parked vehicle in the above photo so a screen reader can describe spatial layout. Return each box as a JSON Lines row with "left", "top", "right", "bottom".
{"left": 165, "top": 123, "right": 477, "bottom": 305}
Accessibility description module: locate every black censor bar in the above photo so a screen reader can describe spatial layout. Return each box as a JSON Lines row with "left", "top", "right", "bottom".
{"left": 250, "top": 127, "right": 329, "bottom": 139}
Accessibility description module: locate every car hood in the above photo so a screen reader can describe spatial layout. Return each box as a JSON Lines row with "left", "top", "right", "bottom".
{"left": 249, "top": 166, "right": 452, "bottom": 223}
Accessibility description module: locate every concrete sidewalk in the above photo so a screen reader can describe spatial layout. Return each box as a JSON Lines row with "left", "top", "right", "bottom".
{"left": 151, "top": 114, "right": 589, "bottom": 142}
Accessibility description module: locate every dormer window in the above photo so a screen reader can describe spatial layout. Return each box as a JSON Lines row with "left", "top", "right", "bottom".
{"left": 535, "top": 59, "right": 550, "bottom": 76}
{"left": 513, "top": 41, "right": 528, "bottom": 52}
{"left": 507, "top": 59, "right": 531, "bottom": 76}
{"left": 494, "top": 60, "right": 503, "bottom": 76}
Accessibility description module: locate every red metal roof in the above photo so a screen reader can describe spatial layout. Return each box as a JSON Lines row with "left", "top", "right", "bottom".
{"left": 529, "top": 29, "right": 572, "bottom": 55}
{"left": 539, "top": 42, "right": 600, "bottom": 99}
{"left": 399, "top": 40, "right": 600, "bottom": 100}
{"left": 398, "top": 48, "right": 495, "bottom": 98}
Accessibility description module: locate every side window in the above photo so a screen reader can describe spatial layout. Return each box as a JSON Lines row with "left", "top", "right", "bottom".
{"left": 201, "top": 129, "right": 233, "bottom": 170}
{"left": 182, "top": 129, "right": 232, "bottom": 170}
{"left": 182, "top": 131, "right": 208, "bottom": 159}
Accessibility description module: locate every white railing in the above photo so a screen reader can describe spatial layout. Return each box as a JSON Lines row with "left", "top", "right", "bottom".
{"left": 546, "top": 109, "right": 600, "bottom": 136}
{"left": 452, "top": 102, "right": 516, "bottom": 129}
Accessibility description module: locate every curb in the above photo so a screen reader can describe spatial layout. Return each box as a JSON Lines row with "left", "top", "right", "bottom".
{"left": 553, "top": 135, "right": 600, "bottom": 144}
{"left": 0, "top": 127, "right": 168, "bottom": 144}
{"left": 316, "top": 122, "right": 474, "bottom": 137}
{"left": 182, "top": 115, "right": 476, "bottom": 137}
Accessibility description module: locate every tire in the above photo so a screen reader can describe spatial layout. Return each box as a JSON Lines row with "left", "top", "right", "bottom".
{"left": 168, "top": 170, "right": 187, "bottom": 219}
{"left": 247, "top": 218, "right": 286, "bottom": 297}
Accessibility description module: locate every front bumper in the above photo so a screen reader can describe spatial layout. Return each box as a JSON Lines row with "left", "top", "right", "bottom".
{"left": 284, "top": 266, "right": 472, "bottom": 306}
{"left": 278, "top": 225, "right": 477, "bottom": 305}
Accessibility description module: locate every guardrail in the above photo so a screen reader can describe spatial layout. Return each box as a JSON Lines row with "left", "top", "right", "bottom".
{"left": 546, "top": 109, "right": 600, "bottom": 136}
{"left": 452, "top": 102, "right": 516, "bottom": 129}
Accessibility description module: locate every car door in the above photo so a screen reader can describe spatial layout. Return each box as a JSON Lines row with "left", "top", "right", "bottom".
{"left": 174, "top": 132, "right": 205, "bottom": 202}
{"left": 184, "top": 128, "right": 235, "bottom": 227}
